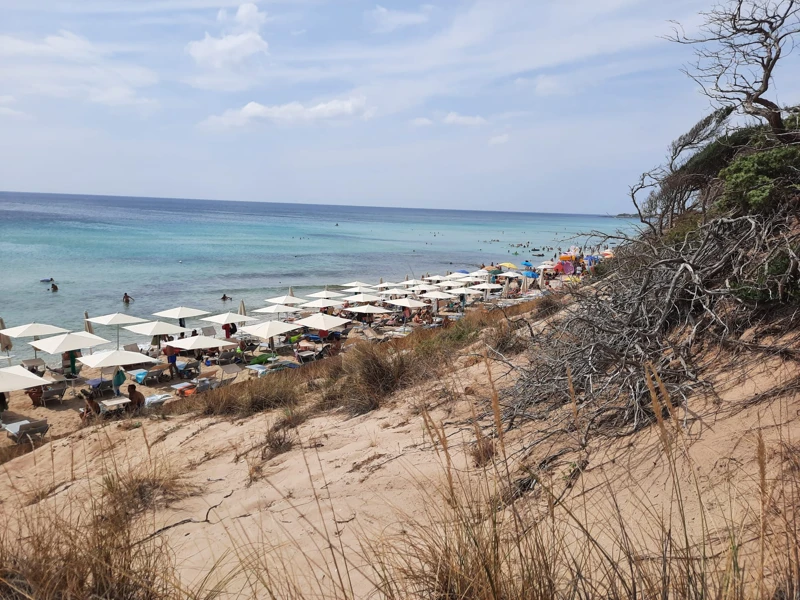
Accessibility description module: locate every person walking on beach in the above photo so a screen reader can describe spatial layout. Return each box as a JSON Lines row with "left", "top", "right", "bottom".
{"left": 122, "top": 293, "right": 134, "bottom": 304}
{"left": 164, "top": 344, "right": 179, "bottom": 379}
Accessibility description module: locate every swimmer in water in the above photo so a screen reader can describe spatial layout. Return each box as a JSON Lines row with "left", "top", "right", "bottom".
{"left": 50, "top": 283, "right": 59, "bottom": 292}
{"left": 221, "top": 294, "right": 231, "bottom": 301}
{"left": 122, "top": 293, "right": 133, "bottom": 304}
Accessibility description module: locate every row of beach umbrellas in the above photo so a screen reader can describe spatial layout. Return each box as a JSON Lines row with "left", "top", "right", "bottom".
{"left": 0, "top": 267, "right": 540, "bottom": 393}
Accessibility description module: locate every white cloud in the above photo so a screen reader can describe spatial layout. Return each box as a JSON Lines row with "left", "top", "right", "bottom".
{"left": 217, "top": 3, "right": 268, "bottom": 32}
{"left": 187, "top": 31, "right": 268, "bottom": 68}
{"left": 186, "top": 3, "right": 269, "bottom": 86}
{"left": 0, "top": 96, "right": 30, "bottom": 120}
{"left": 443, "top": 111, "right": 486, "bottom": 126}
{"left": 410, "top": 117, "right": 433, "bottom": 126}
{"left": 488, "top": 133, "right": 509, "bottom": 146}
{"left": 0, "top": 31, "right": 157, "bottom": 110}
{"left": 367, "top": 4, "right": 431, "bottom": 34}
{"left": 203, "top": 96, "right": 369, "bottom": 128}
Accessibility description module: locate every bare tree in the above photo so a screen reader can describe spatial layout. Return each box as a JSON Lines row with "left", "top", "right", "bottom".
{"left": 671, "top": 0, "right": 800, "bottom": 144}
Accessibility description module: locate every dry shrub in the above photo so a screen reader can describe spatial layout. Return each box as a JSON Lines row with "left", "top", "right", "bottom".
{"left": 484, "top": 320, "right": 526, "bottom": 355}
{"left": 101, "top": 457, "right": 191, "bottom": 517}
{"left": 341, "top": 342, "right": 417, "bottom": 414}
{"left": 188, "top": 371, "right": 302, "bottom": 417}
{"left": 262, "top": 427, "right": 294, "bottom": 460}
{"left": 470, "top": 437, "right": 495, "bottom": 467}
{"left": 532, "top": 292, "right": 561, "bottom": 318}
{"left": 274, "top": 406, "right": 308, "bottom": 430}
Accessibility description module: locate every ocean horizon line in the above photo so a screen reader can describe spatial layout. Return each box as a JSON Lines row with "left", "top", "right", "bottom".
{"left": 0, "top": 189, "right": 622, "bottom": 219}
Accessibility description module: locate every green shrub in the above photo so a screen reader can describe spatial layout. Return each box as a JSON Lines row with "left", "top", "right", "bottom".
{"left": 720, "top": 146, "right": 800, "bottom": 213}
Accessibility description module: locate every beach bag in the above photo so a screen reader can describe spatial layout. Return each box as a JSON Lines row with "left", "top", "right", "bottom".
{"left": 230, "top": 323, "right": 238, "bottom": 334}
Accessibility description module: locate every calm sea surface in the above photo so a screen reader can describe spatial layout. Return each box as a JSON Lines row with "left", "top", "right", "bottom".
{"left": 0, "top": 192, "right": 637, "bottom": 361}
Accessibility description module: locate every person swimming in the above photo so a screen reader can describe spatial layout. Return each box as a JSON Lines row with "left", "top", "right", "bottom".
{"left": 122, "top": 293, "right": 133, "bottom": 304}
{"left": 50, "top": 283, "right": 59, "bottom": 292}
{"left": 221, "top": 294, "right": 231, "bottom": 301}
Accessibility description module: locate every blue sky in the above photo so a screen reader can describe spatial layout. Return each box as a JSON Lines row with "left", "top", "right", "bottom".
{"left": 0, "top": 0, "right": 766, "bottom": 213}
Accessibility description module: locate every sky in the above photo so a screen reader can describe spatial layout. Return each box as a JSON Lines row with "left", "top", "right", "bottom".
{"left": 0, "top": 0, "right": 780, "bottom": 213}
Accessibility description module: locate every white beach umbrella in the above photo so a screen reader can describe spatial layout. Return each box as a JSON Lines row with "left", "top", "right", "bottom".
{"left": 295, "top": 313, "right": 351, "bottom": 330}
{"left": 307, "top": 289, "right": 345, "bottom": 299}
{"left": 342, "top": 293, "right": 382, "bottom": 303}
{"left": 168, "top": 336, "right": 237, "bottom": 351}
{"left": 0, "top": 323, "right": 71, "bottom": 359}
{"left": 299, "top": 299, "right": 344, "bottom": 309}
{"left": 265, "top": 288, "right": 306, "bottom": 305}
{"left": 424, "top": 275, "right": 447, "bottom": 282}
{"left": 422, "top": 291, "right": 457, "bottom": 300}
{"left": 0, "top": 323, "right": 69, "bottom": 338}
{"left": 449, "top": 287, "right": 483, "bottom": 295}
{"left": 253, "top": 304, "right": 302, "bottom": 315}
{"left": 241, "top": 321, "right": 301, "bottom": 341}
{"left": 398, "top": 279, "right": 426, "bottom": 286}
{"left": 499, "top": 271, "right": 522, "bottom": 278}
{"left": 345, "top": 305, "right": 391, "bottom": 314}
{"left": 0, "top": 365, "right": 53, "bottom": 394}
{"left": 437, "top": 281, "right": 463, "bottom": 288}
{"left": 341, "top": 286, "right": 377, "bottom": 293}
{"left": 30, "top": 332, "right": 110, "bottom": 354}
{"left": 468, "top": 270, "right": 491, "bottom": 278}
{"left": 124, "top": 321, "right": 189, "bottom": 337}
{"left": 341, "top": 281, "right": 373, "bottom": 288}
{"left": 387, "top": 298, "right": 428, "bottom": 309}
{"left": 153, "top": 306, "right": 210, "bottom": 320}
{"left": 78, "top": 350, "right": 158, "bottom": 369}
{"left": 379, "top": 288, "right": 411, "bottom": 296}
{"left": 87, "top": 313, "right": 149, "bottom": 349}
{"left": 374, "top": 282, "right": 398, "bottom": 289}
{"left": 202, "top": 312, "right": 258, "bottom": 325}
{"left": 457, "top": 276, "right": 484, "bottom": 283}
{"left": 471, "top": 283, "right": 503, "bottom": 291}
{"left": 538, "top": 261, "right": 556, "bottom": 270}
{"left": 409, "top": 285, "right": 439, "bottom": 293}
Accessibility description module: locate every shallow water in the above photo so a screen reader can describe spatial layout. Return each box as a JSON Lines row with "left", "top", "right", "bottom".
{"left": 0, "top": 191, "right": 637, "bottom": 361}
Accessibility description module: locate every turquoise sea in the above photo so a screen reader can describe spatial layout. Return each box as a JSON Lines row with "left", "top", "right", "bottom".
{"left": 0, "top": 192, "right": 637, "bottom": 361}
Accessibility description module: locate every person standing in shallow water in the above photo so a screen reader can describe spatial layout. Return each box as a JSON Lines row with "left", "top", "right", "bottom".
{"left": 123, "top": 293, "right": 133, "bottom": 304}
{"left": 50, "top": 283, "right": 58, "bottom": 292}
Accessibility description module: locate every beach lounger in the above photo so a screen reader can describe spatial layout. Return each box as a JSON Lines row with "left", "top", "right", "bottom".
{"left": 123, "top": 343, "right": 141, "bottom": 353}
{"left": 201, "top": 326, "right": 217, "bottom": 337}
{"left": 21, "top": 358, "right": 46, "bottom": 376}
{"left": 177, "top": 359, "right": 200, "bottom": 379}
{"left": 362, "top": 328, "right": 385, "bottom": 343}
{"left": 213, "top": 350, "right": 237, "bottom": 365}
{"left": 92, "top": 379, "right": 115, "bottom": 399}
{"left": 145, "top": 394, "right": 172, "bottom": 407}
{"left": 142, "top": 364, "right": 170, "bottom": 386}
{"left": 216, "top": 363, "right": 241, "bottom": 388}
{"left": 5, "top": 419, "right": 50, "bottom": 444}
{"left": 40, "top": 386, "right": 66, "bottom": 406}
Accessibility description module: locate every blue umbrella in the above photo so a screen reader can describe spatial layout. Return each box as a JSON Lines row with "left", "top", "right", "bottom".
{"left": 456, "top": 269, "right": 469, "bottom": 274}
{"left": 522, "top": 271, "right": 539, "bottom": 278}
{"left": 521, "top": 260, "right": 533, "bottom": 267}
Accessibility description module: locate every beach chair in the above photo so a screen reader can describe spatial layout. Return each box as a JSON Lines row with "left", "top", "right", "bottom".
{"left": 40, "top": 386, "right": 66, "bottom": 406}
{"left": 123, "top": 343, "right": 141, "bottom": 353}
{"left": 100, "top": 366, "right": 117, "bottom": 380}
{"left": 178, "top": 360, "right": 201, "bottom": 379}
{"left": 5, "top": 419, "right": 50, "bottom": 444}
{"left": 93, "top": 379, "right": 115, "bottom": 399}
{"left": 214, "top": 350, "right": 237, "bottom": 365}
{"left": 142, "top": 365, "right": 169, "bottom": 386}
{"left": 216, "top": 363, "right": 241, "bottom": 388}
{"left": 201, "top": 326, "right": 217, "bottom": 337}
{"left": 362, "top": 328, "right": 385, "bottom": 343}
